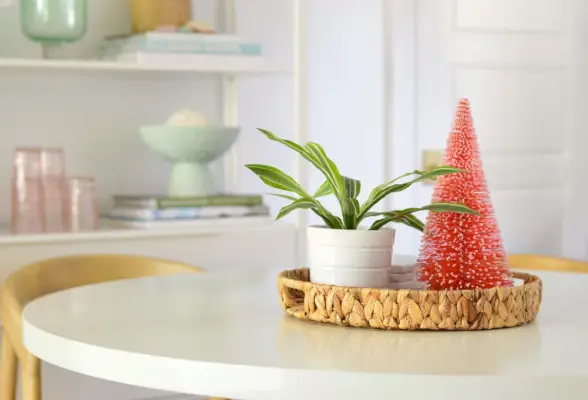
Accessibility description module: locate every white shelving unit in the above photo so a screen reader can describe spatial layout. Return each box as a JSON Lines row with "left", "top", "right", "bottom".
{"left": 0, "top": 216, "right": 280, "bottom": 246}
{"left": 0, "top": 0, "right": 306, "bottom": 269}
{"left": 0, "top": 57, "right": 291, "bottom": 74}
{"left": 0, "top": 0, "right": 307, "bottom": 234}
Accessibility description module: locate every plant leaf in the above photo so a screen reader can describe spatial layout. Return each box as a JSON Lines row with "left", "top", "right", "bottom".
{"left": 406, "top": 166, "right": 464, "bottom": 184}
{"left": 271, "top": 194, "right": 344, "bottom": 229}
{"left": 276, "top": 198, "right": 317, "bottom": 220}
{"left": 311, "top": 208, "right": 344, "bottom": 229}
{"left": 311, "top": 198, "right": 345, "bottom": 229}
{"left": 359, "top": 166, "right": 466, "bottom": 218}
{"left": 245, "top": 164, "right": 308, "bottom": 197}
{"left": 418, "top": 202, "right": 480, "bottom": 215}
{"left": 369, "top": 213, "right": 425, "bottom": 231}
{"left": 340, "top": 197, "right": 360, "bottom": 229}
{"left": 376, "top": 170, "right": 424, "bottom": 187}
{"left": 257, "top": 128, "right": 313, "bottom": 160}
{"left": 255, "top": 129, "right": 356, "bottom": 228}
{"left": 304, "top": 142, "right": 345, "bottom": 197}
{"left": 367, "top": 202, "right": 479, "bottom": 230}
{"left": 267, "top": 193, "right": 298, "bottom": 201}
{"left": 313, "top": 180, "right": 333, "bottom": 197}
{"left": 257, "top": 128, "right": 343, "bottom": 205}
{"left": 303, "top": 143, "right": 361, "bottom": 228}
{"left": 397, "top": 214, "right": 425, "bottom": 231}
{"left": 343, "top": 176, "right": 361, "bottom": 198}
{"left": 257, "top": 128, "right": 326, "bottom": 175}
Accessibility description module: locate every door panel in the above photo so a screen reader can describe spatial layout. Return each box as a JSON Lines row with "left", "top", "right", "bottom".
{"left": 413, "top": 0, "right": 577, "bottom": 257}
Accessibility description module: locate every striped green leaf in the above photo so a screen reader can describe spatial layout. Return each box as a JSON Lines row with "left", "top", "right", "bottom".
{"left": 256, "top": 130, "right": 349, "bottom": 224}
{"left": 359, "top": 166, "right": 466, "bottom": 217}
{"left": 276, "top": 198, "right": 317, "bottom": 220}
{"left": 268, "top": 190, "right": 344, "bottom": 229}
{"left": 252, "top": 129, "right": 475, "bottom": 232}
{"left": 344, "top": 176, "right": 361, "bottom": 198}
{"left": 418, "top": 202, "right": 479, "bottom": 214}
{"left": 245, "top": 164, "right": 308, "bottom": 197}
{"left": 412, "top": 166, "right": 465, "bottom": 182}
{"left": 368, "top": 213, "right": 425, "bottom": 231}
{"left": 313, "top": 176, "right": 359, "bottom": 199}
{"left": 257, "top": 128, "right": 311, "bottom": 159}
{"left": 267, "top": 193, "right": 298, "bottom": 201}
{"left": 340, "top": 197, "right": 360, "bottom": 229}
{"left": 313, "top": 180, "right": 333, "bottom": 197}
{"left": 304, "top": 142, "right": 345, "bottom": 197}
{"left": 376, "top": 166, "right": 460, "bottom": 190}
{"left": 312, "top": 208, "right": 344, "bottom": 229}
{"left": 257, "top": 128, "right": 326, "bottom": 175}
{"left": 377, "top": 170, "right": 424, "bottom": 187}
{"left": 367, "top": 202, "right": 479, "bottom": 230}
{"left": 312, "top": 198, "right": 345, "bottom": 229}
{"left": 304, "top": 143, "right": 362, "bottom": 228}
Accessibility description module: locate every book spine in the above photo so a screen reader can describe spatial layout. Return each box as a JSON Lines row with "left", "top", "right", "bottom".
{"left": 112, "top": 200, "right": 157, "bottom": 209}
{"left": 108, "top": 37, "right": 262, "bottom": 56}
{"left": 139, "top": 42, "right": 262, "bottom": 55}
{"left": 108, "top": 205, "right": 267, "bottom": 221}
{"left": 156, "top": 196, "right": 263, "bottom": 209}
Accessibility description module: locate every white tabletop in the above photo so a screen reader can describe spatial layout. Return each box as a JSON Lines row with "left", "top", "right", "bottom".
{"left": 22, "top": 257, "right": 588, "bottom": 400}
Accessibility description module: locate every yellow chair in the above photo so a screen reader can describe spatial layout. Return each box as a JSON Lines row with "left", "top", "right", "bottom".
{"left": 508, "top": 253, "right": 588, "bottom": 274}
{"left": 0, "top": 254, "right": 229, "bottom": 400}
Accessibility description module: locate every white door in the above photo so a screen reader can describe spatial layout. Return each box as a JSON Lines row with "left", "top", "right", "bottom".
{"left": 393, "top": 0, "right": 588, "bottom": 259}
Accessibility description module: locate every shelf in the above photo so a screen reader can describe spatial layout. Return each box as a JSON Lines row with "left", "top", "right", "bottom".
{"left": 0, "top": 217, "right": 288, "bottom": 246}
{"left": 0, "top": 57, "right": 290, "bottom": 75}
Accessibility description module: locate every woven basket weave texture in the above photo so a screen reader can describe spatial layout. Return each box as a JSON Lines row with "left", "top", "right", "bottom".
{"left": 278, "top": 268, "right": 542, "bottom": 331}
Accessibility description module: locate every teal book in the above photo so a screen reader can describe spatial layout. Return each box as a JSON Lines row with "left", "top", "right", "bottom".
{"left": 113, "top": 194, "right": 264, "bottom": 209}
{"left": 102, "top": 33, "right": 262, "bottom": 56}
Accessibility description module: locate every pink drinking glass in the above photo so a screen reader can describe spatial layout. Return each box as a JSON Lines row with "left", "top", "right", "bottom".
{"left": 40, "top": 148, "right": 69, "bottom": 233}
{"left": 68, "top": 177, "right": 98, "bottom": 232}
{"left": 11, "top": 148, "right": 44, "bottom": 234}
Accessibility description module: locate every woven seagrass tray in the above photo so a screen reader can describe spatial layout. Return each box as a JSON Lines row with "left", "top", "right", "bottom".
{"left": 277, "top": 268, "right": 542, "bottom": 331}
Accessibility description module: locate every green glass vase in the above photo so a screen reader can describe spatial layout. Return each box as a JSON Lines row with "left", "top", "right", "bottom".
{"left": 20, "top": 0, "right": 88, "bottom": 59}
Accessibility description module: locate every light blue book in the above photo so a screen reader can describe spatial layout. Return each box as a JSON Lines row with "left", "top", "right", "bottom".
{"left": 102, "top": 33, "right": 262, "bottom": 56}
{"left": 105, "top": 205, "right": 269, "bottom": 221}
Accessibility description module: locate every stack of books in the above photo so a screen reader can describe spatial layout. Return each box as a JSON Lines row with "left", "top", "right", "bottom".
{"left": 99, "top": 32, "right": 265, "bottom": 69}
{"left": 102, "top": 194, "right": 270, "bottom": 229}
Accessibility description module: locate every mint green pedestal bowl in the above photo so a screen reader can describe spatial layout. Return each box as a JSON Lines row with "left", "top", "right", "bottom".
{"left": 140, "top": 125, "right": 240, "bottom": 197}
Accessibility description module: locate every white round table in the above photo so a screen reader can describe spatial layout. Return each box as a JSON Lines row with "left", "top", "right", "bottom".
{"left": 22, "top": 258, "right": 588, "bottom": 400}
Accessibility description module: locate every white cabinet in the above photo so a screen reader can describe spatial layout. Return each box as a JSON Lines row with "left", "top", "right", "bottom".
{"left": 0, "top": 221, "right": 297, "bottom": 289}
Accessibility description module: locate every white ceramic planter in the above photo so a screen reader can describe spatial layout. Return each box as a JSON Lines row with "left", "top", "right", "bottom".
{"left": 307, "top": 226, "right": 395, "bottom": 288}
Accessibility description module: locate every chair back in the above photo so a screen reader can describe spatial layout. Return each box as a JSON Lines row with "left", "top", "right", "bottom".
{"left": 508, "top": 253, "right": 588, "bottom": 274}
{"left": 0, "top": 254, "right": 202, "bottom": 400}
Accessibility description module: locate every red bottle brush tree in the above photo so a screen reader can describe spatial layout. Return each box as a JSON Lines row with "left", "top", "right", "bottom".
{"left": 417, "top": 98, "right": 512, "bottom": 290}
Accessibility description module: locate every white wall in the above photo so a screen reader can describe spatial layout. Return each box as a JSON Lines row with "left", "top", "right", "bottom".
{"left": 306, "top": 0, "right": 386, "bottom": 223}
{"left": 565, "top": 0, "right": 588, "bottom": 259}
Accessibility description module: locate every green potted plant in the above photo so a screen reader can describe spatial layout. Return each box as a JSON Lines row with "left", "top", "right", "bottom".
{"left": 246, "top": 129, "right": 478, "bottom": 288}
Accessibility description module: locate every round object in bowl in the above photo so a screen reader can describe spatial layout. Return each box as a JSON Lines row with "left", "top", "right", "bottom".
{"left": 140, "top": 125, "right": 239, "bottom": 163}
